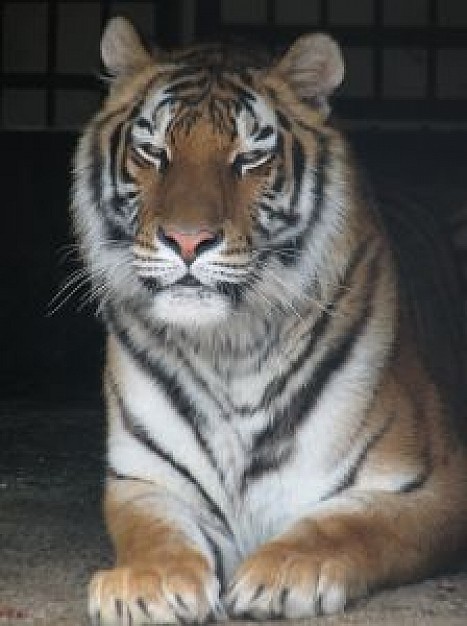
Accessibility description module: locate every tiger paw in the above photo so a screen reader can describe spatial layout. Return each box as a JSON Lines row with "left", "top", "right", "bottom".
{"left": 225, "top": 539, "right": 369, "bottom": 619}
{"left": 88, "top": 563, "right": 223, "bottom": 625}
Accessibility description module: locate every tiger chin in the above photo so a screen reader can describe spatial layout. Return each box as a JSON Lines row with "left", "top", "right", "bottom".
{"left": 72, "top": 16, "right": 467, "bottom": 625}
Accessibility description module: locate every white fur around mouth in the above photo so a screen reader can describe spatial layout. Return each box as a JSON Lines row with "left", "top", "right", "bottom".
{"left": 150, "top": 286, "right": 232, "bottom": 326}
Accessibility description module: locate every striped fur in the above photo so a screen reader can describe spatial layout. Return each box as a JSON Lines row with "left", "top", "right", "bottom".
{"left": 73, "top": 18, "right": 467, "bottom": 625}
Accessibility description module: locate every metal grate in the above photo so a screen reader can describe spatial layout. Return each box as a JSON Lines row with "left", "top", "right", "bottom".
{"left": 195, "top": 0, "right": 467, "bottom": 126}
{"left": 2, "top": 0, "right": 467, "bottom": 129}
{"left": 0, "top": 0, "right": 183, "bottom": 129}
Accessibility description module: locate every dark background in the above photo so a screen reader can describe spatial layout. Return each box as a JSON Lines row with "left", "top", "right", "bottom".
{"left": 1, "top": 0, "right": 467, "bottom": 403}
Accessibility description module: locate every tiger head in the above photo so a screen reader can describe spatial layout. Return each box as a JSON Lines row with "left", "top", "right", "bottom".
{"left": 73, "top": 17, "right": 346, "bottom": 328}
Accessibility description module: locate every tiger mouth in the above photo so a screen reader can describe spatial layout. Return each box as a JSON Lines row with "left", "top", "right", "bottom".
{"left": 140, "top": 274, "right": 204, "bottom": 293}
{"left": 139, "top": 274, "right": 243, "bottom": 305}
{"left": 174, "top": 275, "right": 203, "bottom": 288}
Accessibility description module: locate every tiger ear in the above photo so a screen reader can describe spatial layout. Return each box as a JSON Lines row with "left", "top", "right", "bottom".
{"left": 101, "top": 16, "right": 153, "bottom": 77}
{"left": 272, "top": 33, "right": 344, "bottom": 115}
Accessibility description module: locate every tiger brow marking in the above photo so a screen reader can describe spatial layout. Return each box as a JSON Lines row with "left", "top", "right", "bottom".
{"left": 108, "top": 374, "right": 232, "bottom": 534}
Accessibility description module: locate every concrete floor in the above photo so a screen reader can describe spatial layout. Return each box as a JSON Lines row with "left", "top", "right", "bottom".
{"left": 1, "top": 401, "right": 466, "bottom": 626}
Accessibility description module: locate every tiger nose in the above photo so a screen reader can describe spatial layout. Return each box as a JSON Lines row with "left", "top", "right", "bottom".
{"left": 158, "top": 226, "right": 221, "bottom": 262}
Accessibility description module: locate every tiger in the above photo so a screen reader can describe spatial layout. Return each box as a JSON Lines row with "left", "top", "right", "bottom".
{"left": 72, "top": 16, "right": 467, "bottom": 625}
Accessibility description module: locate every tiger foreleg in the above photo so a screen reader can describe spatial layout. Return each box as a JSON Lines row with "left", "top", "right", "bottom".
{"left": 88, "top": 478, "right": 224, "bottom": 625}
{"left": 226, "top": 475, "right": 467, "bottom": 619}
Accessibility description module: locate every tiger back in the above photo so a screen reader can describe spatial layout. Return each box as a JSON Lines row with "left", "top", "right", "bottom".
{"left": 72, "top": 17, "right": 467, "bottom": 625}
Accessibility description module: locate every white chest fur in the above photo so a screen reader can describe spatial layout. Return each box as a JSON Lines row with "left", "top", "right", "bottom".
{"left": 106, "top": 291, "right": 390, "bottom": 565}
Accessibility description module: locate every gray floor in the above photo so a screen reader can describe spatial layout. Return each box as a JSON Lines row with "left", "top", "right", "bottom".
{"left": 1, "top": 401, "right": 466, "bottom": 626}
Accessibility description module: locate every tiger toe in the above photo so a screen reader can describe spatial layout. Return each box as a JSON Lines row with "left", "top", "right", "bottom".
{"left": 89, "top": 565, "right": 222, "bottom": 625}
{"left": 226, "top": 540, "right": 368, "bottom": 619}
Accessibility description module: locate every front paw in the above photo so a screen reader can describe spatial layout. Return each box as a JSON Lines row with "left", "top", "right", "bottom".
{"left": 226, "top": 540, "right": 368, "bottom": 619}
{"left": 89, "top": 562, "right": 223, "bottom": 625}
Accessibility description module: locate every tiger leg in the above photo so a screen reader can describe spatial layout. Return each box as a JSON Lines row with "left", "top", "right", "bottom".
{"left": 88, "top": 478, "right": 224, "bottom": 625}
{"left": 227, "top": 462, "right": 467, "bottom": 619}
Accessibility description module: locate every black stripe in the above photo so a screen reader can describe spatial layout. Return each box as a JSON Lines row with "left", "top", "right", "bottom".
{"left": 275, "top": 109, "right": 291, "bottom": 131}
{"left": 243, "top": 248, "right": 381, "bottom": 486}
{"left": 106, "top": 306, "right": 235, "bottom": 480}
{"left": 107, "top": 467, "right": 156, "bottom": 486}
{"left": 312, "top": 131, "right": 329, "bottom": 221}
{"left": 82, "top": 78, "right": 164, "bottom": 227}
{"left": 235, "top": 92, "right": 258, "bottom": 122}
{"left": 166, "top": 75, "right": 209, "bottom": 97}
{"left": 271, "top": 132, "right": 286, "bottom": 193}
{"left": 290, "top": 136, "right": 306, "bottom": 212}
{"left": 198, "top": 527, "right": 226, "bottom": 592}
{"left": 89, "top": 132, "right": 103, "bottom": 208}
{"left": 107, "top": 307, "right": 218, "bottom": 435}
{"left": 396, "top": 473, "right": 429, "bottom": 494}
{"left": 247, "top": 304, "right": 371, "bottom": 471}
{"left": 109, "top": 378, "right": 231, "bottom": 533}
{"left": 214, "top": 281, "right": 244, "bottom": 307}
{"left": 153, "top": 94, "right": 174, "bottom": 115}
{"left": 258, "top": 202, "right": 299, "bottom": 227}
{"left": 128, "top": 305, "right": 236, "bottom": 420}
{"left": 166, "top": 64, "right": 202, "bottom": 81}
{"left": 249, "top": 239, "right": 372, "bottom": 405}
{"left": 225, "top": 81, "right": 256, "bottom": 104}
{"left": 90, "top": 101, "right": 140, "bottom": 203}
{"left": 137, "top": 599, "right": 151, "bottom": 619}
{"left": 272, "top": 131, "right": 329, "bottom": 268}
{"left": 108, "top": 468, "right": 229, "bottom": 590}
{"left": 120, "top": 126, "right": 138, "bottom": 185}
{"left": 322, "top": 412, "right": 396, "bottom": 501}
{"left": 259, "top": 307, "right": 334, "bottom": 411}
{"left": 255, "top": 124, "right": 274, "bottom": 142}
{"left": 102, "top": 214, "right": 134, "bottom": 243}
{"left": 271, "top": 167, "right": 286, "bottom": 194}
{"left": 108, "top": 120, "right": 126, "bottom": 192}
{"left": 135, "top": 117, "right": 153, "bottom": 132}
{"left": 88, "top": 117, "right": 138, "bottom": 242}
{"left": 240, "top": 445, "right": 293, "bottom": 494}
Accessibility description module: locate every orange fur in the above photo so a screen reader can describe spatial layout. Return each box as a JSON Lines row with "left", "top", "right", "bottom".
{"left": 89, "top": 481, "right": 218, "bottom": 623}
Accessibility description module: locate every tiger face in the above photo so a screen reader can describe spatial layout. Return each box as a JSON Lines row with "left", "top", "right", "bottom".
{"left": 73, "top": 18, "right": 345, "bottom": 327}
{"left": 128, "top": 87, "right": 281, "bottom": 325}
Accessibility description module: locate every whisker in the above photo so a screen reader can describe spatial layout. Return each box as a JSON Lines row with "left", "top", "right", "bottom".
{"left": 265, "top": 270, "right": 340, "bottom": 318}
{"left": 245, "top": 281, "right": 280, "bottom": 315}
{"left": 49, "top": 268, "right": 89, "bottom": 305}
{"left": 47, "top": 272, "right": 93, "bottom": 316}
{"left": 255, "top": 270, "right": 304, "bottom": 321}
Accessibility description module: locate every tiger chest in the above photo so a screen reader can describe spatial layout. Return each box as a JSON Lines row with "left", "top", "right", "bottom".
{"left": 106, "top": 329, "right": 374, "bottom": 551}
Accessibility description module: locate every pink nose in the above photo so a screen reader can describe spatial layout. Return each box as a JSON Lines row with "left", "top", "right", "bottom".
{"left": 160, "top": 227, "right": 219, "bottom": 261}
